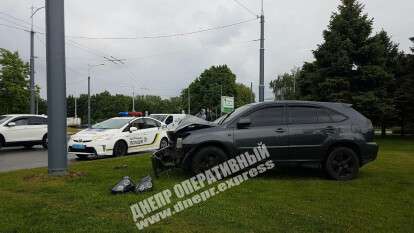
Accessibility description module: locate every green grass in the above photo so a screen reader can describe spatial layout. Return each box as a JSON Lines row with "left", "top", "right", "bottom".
{"left": 0, "top": 137, "right": 413, "bottom": 233}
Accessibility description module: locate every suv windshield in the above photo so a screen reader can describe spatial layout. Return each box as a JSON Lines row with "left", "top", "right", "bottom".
{"left": 0, "top": 115, "right": 11, "bottom": 125}
{"left": 92, "top": 118, "right": 131, "bottom": 129}
{"left": 220, "top": 104, "right": 253, "bottom": 125}
{"left": 150, "top": 114, "right": 167, "bottom": 122}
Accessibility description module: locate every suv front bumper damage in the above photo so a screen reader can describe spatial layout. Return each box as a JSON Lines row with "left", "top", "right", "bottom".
{"left": 152, "top": 146, "right": 182, "bottom": 177}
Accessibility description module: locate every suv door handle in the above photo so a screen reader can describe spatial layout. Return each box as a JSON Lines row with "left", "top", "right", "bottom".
{"left": 275, "top": 128, "right": 286, "bottom": 133}
{"left": 323, "top": 126, "right": 336, "bottom": 134}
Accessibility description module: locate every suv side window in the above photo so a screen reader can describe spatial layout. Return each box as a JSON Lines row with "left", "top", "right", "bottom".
{"left": 316, "top": 108, "right": 333, "bottom": 123}
{"left": 288, "top": 106, "right": 318, "bottom": 124}
{"left": 28, "top": 117, "right": 47, "bottom": 125}
{"left": 246, "top": 106, "right": 285, "bottom": 127}
{"left": 328, "top": 109, "right": 347, "bottom": 122}
{"left": 12, "top": 117, "right": 29, "bottom": 126}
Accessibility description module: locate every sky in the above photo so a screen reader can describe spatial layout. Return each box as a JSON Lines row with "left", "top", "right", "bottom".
{"left": 0, "top": 0, "right": 413, "bottom": 100}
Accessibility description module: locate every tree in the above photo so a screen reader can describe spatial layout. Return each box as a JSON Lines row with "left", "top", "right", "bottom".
{"left": 270, "top": 68, "right": 300, "bottom": 100}
{"left": 0, "top": 48, "right": 30, "bottom": 114}
{"left": 235, "top": 83, "right": 254, "bottom": 107}
{"left": 296, "top": 0, "right": 400, "bottom": 135}
{"left": 394, "top": 42, "right": 414, "bottom": 135}
{"left": 181, "top": 65, "right": 254, "bottom": 119}
{"left": 181, "top": 65, "right": 237, "bottom": 116}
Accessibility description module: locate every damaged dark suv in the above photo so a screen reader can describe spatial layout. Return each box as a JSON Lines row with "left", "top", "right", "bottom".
{"left": 153, "top": 101, "right": 378, "bottom": 180}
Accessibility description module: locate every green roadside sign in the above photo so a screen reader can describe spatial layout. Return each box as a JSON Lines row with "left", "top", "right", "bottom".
{"left": 221, "top": 96, "right": 234, "bottom": 114}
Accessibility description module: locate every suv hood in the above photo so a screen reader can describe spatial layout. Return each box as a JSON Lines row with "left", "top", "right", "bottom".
{"left": 173, "top": 115, "right": 217, "bottom": 133}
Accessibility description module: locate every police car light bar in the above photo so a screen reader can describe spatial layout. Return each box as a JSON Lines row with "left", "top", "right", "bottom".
{"left": 118, "top": 112, "right": 143, "bottom": 117}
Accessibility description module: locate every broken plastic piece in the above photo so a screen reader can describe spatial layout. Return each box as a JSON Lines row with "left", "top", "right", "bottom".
{"left": 135, "top": 175, "right": 153, "bottom": 193}
{"left": 111, "top": 176, "right": 135, "bottom": 194}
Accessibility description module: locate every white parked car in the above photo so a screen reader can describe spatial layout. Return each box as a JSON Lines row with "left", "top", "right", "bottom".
{"left": 68, "top": 117, "right": 169, "bottom": 159}
{"left": 0, "top": 114, "right": 48, "bottom": 149}
{"left": 149, "top": 114, "right": 186, "bottom": 129}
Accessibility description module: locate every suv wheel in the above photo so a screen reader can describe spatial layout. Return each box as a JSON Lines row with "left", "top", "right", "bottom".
{"left": 191, "top": 146, "right": 227, "bottom": 174}
{"left": 0, "top": 136, "right": 4, "bottom": 150}
{"left": 42, "top": 134, "right": 48, "bottom": 149}
{"left": 113, "top": 141, "right": 127, "bottom": 157}
{"left": 325, "top": 147, "right": 359, "bottom": 181}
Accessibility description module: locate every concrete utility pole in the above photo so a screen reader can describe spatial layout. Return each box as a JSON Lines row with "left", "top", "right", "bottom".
{"left": 132, "top": 89, "right": 135, "bottom": 112}
{"left": 250, "top": 82, "right": 253, "bottom": 103}
{"left": 258, "top": 0, "right": 265, "bottom": 102}
{"left": 46, "top": 0, "right": 67, "bottom": 175}
{"left": 87, "top": 64, "right": 104, "bottom": 128}
{"left": 29, "top": 6, "right": 44, "bottom": 114}
{"left": 187, "top": 88, "right": 191, "bottom": 114}
{"left": 74, "top": 97, "right": 77, "bottom": 118}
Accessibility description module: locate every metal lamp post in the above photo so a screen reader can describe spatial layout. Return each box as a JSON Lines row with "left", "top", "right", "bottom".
{"left": 29, "top": 6, "right": 45, "bottom": 114}
{"left": 120, "top": 84, "right": 136, "bottom": 112}
{"left": 87, "top": 64, "right": 105, "bottom": 128}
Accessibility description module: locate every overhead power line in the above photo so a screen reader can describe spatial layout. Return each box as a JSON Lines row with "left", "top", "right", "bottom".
{"left": 232, "top": 0, "right": 258, "bottom": 17}
{"left": 58, "top": 17, "right": 258, "bottom": 40}
{"left": 0, "top": 23, "right": 29, "bottom": 32}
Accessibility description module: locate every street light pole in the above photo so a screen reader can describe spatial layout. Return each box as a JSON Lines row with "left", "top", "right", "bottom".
{"left": 132, "top": 89, "right": 135, "bottom": 112}
{"left": 258, "top": 0, "right": 265, "bottom": 102}
{"left": 29, "top": 6, "right": 45, "bottom": 114}
{"left": 46, "top": 0, "right": 67, "bottom": 175}
{"left": 187, "top": 88, "right": 191, "bottom": 114}
{"left": 87, "top": 64, "right": 104, "bottom": 128}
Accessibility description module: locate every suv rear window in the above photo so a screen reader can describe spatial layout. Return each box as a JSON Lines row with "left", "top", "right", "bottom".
{"left": 288, "top": 106, "right": 318, "bottom": 124}
{"left": 28, "top": 117, "right": 47, "bottom": 125}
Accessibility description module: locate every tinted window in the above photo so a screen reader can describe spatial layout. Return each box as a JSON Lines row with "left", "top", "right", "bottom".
{"left": 144, "top": 118, "right": 160, "bottom": 128}
{"left": 288, "top": 106, "right": 318, "bottom": 124}
{"left": 316, "top": 108, "right": 332, "bottom": 123}
{"left": 130, "top": 118, "right": 145, "bottom": 129}
{"left": 328, "top": 110, "right": 347, "bottom": 122}
{"left": 12, "top": 117, "right": 29, "bottom": 126}
{"left": 165, "top": 116, "right": 173, "bottom": 125}
{"left": 247, "top": 107, "right": 285, "bottom": 127}
{"left": 28, "top": 117, "right": 47, "bottom": 125}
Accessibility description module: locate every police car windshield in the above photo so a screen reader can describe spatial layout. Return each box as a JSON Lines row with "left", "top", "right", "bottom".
{"left": 150, "top": 114, "right": 167, "bottom": 122}
{"left": 92, "top": 118, "right": 131, "bottom": 129}
{"left": 0, "top": 115, "right": 11, "bottom": 125}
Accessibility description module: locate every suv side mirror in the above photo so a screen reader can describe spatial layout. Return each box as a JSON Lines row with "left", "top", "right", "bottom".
{"left": 7, "top": 122, "right": 16, "bottom": 127}
{"left": 237, "top": 117, "right": 251, "bottom": 128}
{"left": 129, "top": 127, "right": 138, "bottom": 132}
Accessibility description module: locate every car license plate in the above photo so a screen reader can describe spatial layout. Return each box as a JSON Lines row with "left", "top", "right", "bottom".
{"left": 73, "top": 144, "right": 86, "bottom": 149}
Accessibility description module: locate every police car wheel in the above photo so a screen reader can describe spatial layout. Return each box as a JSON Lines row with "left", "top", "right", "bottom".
{"left": 160, "top": 138, "right": 169, "bottom": 149}
{"left": 113, "top": 141, "right": 127, "bottom": 157}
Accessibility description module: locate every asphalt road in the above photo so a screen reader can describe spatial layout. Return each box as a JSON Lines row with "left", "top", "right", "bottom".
{"left": 0, "top": 146, "right": 78, "bottom": 173}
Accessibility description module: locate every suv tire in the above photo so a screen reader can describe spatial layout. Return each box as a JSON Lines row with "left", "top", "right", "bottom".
{"left": 42, "top": 134, "right": 48, "bottom": 149}
{"left": 191, "top": 146, "right": 227, "bottom": 174}
{"left": 325, "top": 147, "right": 359, "bottom": 181}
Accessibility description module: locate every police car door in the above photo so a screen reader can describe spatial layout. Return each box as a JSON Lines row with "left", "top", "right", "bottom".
{"left": 142, "top": 118, "right": 161, "bottom": 150}
{"left": 126, "top": 118, "right": 146, "bottom": 152}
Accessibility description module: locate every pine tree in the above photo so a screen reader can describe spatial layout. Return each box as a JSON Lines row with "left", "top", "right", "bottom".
{"left": 297, "top": 0, "right": 400, "bottom": 134}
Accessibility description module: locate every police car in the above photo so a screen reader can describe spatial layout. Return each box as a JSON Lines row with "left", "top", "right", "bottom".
{"left": 149, "top": 114, "right": 186, "bottom": 129}
{"left": 68, "top": 116, "right": 169, "bottom": 159}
